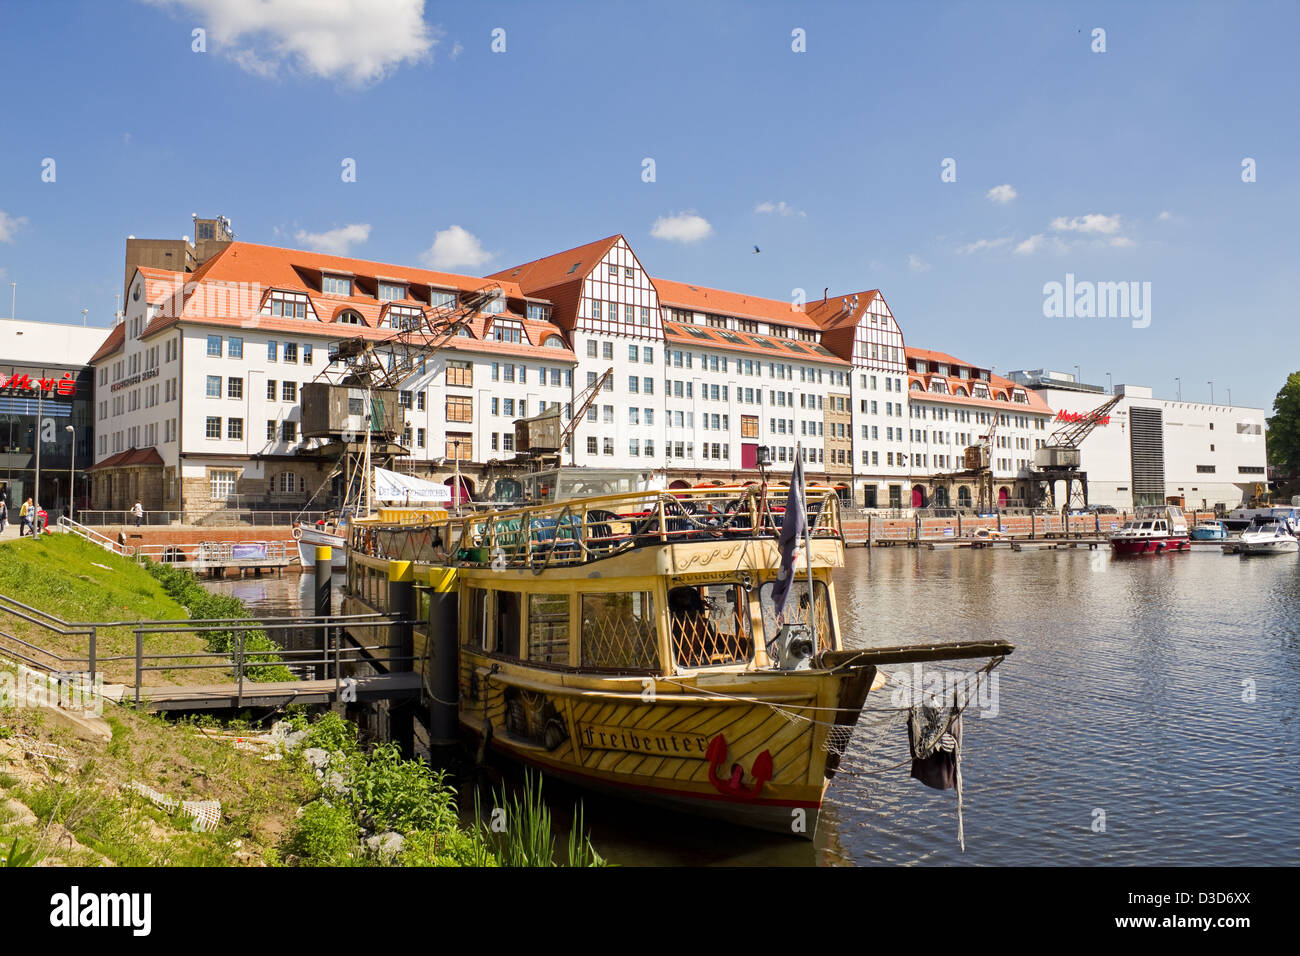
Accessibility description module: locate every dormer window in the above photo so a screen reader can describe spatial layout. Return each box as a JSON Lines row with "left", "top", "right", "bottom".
{"left": 1013, "top": 390, "right": 1029, "bottom": 404}
{"left": 490, "top": 318, "right": 525, "bottom": 344}
{"left": 543, "top": 334, "right": 566, "bottom": 348}
{"left": 430, "top": 289, "right": 457, "bottom": 310}
{"left": 973, "top": 383, "right": 990, "bottom": 399}
{"left": 482, "top": 295, "right": 506, "bottom": 315}
{"left": 385, "top": 305, "right": 423, "bottom": 331}
{"left": 527, "top": 303, "right": 551, "bottom": 322}
{"left": 323, "top": 275, "right": 351, "bottom": 296}
{"left": 930, "top": 378, "right": 948, "bottom": 394}
{"left": 915, "top": 360, "right": 928, "bottom": 374}
{"left": 377, "top": 281, "right": 406, "bottom": 302}
{"left": 262, "top": 290, "right": 312, "bottom": 319}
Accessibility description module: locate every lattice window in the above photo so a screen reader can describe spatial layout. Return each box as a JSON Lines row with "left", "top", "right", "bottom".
{"left": 581, "top": 592, "right": 657, "bottom": 671}
{"left": 758, "top": 579, "right": 833, "bottom": 654}
{"left": 669, "top": 584, "right": 753, "bottom": 668}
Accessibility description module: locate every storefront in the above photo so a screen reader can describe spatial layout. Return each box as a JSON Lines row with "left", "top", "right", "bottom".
{"left": 0, "top": 321, "right": 100, "bottom": 519}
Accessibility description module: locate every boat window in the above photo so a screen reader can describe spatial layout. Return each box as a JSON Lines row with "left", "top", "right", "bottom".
{"left": 669, "top": 584, "right": 753, "bottom": 668}
{"left": 527, "top": 593, "right": 569, "bottom": 666}
{"left": 496, "top": 591, "right": 522, "bottom": 657}
{"left": 580, "top": 592, "right": 657, "bottom": 671}
{"left": 759, "top": 579, "right": 833, "bottom": 654}
{"left": 1139, "top": 521, "right": 1153, "bottom": 530}
{"left": 467, "top": 587, "right": 490, "bottom": 649}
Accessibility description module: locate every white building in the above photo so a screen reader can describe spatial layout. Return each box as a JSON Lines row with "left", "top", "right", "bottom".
{"left": 1029, "top": 383, "right": 1268, "bottom": 512}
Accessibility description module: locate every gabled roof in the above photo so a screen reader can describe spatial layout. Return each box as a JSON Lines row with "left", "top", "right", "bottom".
{"left": 88, "top": 323, "right": 126, "bottom": 364}
{"left": 490, "top": 235, "right": 621, "bottom": 293}
{"left": 89, "top": 446, "right": 164, "bottom": 471}
{"left": 906, "top": 347, "right": 1050, "bottom": 413}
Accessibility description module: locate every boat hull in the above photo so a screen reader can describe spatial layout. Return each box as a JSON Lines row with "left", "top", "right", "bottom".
{"left": 457, "top": 654, "right": 871, "bottom": 840}
{"left": 295, "top": 524, "right": 347, "bottom": 568}
{"left": 1236, "top": 536, "right": 1299, "bottom": 555}
{"left": 1110, "top": 535, "right": 1190, "bottom": 555}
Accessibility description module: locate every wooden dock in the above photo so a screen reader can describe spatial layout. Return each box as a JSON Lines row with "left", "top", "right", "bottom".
{"left": 104, "top": 671, "right": 422, "bottom": 711}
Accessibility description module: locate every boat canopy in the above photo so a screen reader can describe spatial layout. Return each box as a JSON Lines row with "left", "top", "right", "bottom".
{"left": 373, "top": 467, "right": 453, "bottom": 503}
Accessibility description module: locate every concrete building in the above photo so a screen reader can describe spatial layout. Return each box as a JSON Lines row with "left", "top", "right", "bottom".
{"left": 1025, "top": 382, "right": 1268, "bottom": 512}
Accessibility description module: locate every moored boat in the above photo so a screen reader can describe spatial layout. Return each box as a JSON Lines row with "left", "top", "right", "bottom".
{"left": 1234, "top": 514, "right": 1299, "bottom": 556}
{"left": 342, "top": 479, "right": 1013, "bottom": 838}
{"left": 1110, "top": 504, "right": 1191, "bottom": 555}
{"left": 1190, "top": 519, "right": 1228, "bottom": 541}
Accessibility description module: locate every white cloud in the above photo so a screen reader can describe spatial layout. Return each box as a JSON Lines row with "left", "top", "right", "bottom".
{"left": 145, "top": 0, "right": 439, "bottom": 86}
{"left": 1157, "top": 210, "right": 1173, "bottom": 222}
{"left": 650, "top": 212, "right": 714, "bottom": 243}
{"left": 986, "top": 184, "right": 1017, "bottom": 204}
{"left": 450, "top": 40, "right": 463, "bottom": 61}
{"left": 1051, "top": 213, "right": 1122, "bottom": 235}
{"left": 907, "top": 254, "right": 932, "bottom": 273}
{"left": 957, "top": 236, "right": 1012, "bottom": 255}
{"left": 1014, "top": 234, "right": 1047, "bottom": 255}
{"left": 754, "top": 201, "right": 805, "bottom": 217}
{"left": 0, "top": 210, "right": 28, "bottom": 243}
{"left": 422, "top": 225, "right": 493, "bottom": 270}
{"left": 1109, "top": 236, "right": 1136, "bottom": 248}
{"left": 294, "top": 223, "right": 371, "bottom": 256}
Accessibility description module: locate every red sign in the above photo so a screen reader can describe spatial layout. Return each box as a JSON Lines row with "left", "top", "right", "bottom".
{"left": 0, "top": 371, "right": 78, "bottom": 397}
{"left": 1054, "top": 409, "right": 1109, "bottom": 425}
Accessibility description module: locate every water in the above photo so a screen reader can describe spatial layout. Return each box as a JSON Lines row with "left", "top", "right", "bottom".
{"left": 208, "top": 546, "right": 1300, "bottom": 866}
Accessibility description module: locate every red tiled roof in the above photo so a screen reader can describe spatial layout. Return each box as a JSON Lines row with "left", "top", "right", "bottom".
{"left": 905, "top": 347, "right": 1050, "bottom": 413}
{"left": 88, "top": 323, "right": 126, "bottom": 364}
{"left": 89, "top": 447, "right": 164, "bottom": 471}
{"left": 652, "top": 277, "right": 822, "bottom": 332}
{"left": 662, "top": 321, "right": 848, "bottom": 366}
{"left": 489, "top": 235, "right": 622, "bottom": 330}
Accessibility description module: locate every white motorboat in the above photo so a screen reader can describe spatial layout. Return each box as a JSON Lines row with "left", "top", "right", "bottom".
{"left": 1233, "top": 515, "right": 1299, "bottom": 556}
{"left": 295, "top": 518, "right": 349, "bottom": 568}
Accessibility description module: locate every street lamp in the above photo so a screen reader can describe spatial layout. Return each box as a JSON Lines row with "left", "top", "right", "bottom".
{"left": 1175, "top": 377, "right": 1182, "bottom": 401}
{"left": 1106, "top": 372, "right": 1113, "bottom": 395}
{"left": 1074, "top": 364, "right": 1081, "bottom": 384}
{"left": 452, "top": 439, "right": 462, "bottom": 516}
{"left": 65, "top": 424, "right": 75, "bottom": 522}
{"left": 1208, "top": 381, "right": 1215, "bottom": 405}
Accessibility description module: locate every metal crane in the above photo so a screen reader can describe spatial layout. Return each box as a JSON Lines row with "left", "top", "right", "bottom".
{"left": 1031, "top": 392, "right": 1124, "bottom": 510}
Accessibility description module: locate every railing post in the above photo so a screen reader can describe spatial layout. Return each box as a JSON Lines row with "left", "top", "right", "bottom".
{"left": 88, "top": 626, "right": 97, "bottom": 683}
{"left": 236, "top": 627, "right": 245, "bottom": 709}
{"left": 134, "top": 627, "right": 143, "bottom": 706}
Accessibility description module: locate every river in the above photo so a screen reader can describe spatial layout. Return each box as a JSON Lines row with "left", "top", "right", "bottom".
{"left": 208, "top": 545, "right": 1300, "bottom": 866}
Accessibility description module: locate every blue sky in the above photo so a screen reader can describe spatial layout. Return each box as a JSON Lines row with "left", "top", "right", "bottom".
{"left": 1, "top": 0, "right": 1296, "bottom": 409}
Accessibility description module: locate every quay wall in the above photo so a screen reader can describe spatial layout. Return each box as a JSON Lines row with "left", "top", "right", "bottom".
{"left": 841, "top": 511, "right": 1217, "bottom": 546}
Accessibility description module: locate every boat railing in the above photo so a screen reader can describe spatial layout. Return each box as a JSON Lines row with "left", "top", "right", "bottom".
{"left": 350, "top": 486, "right": 843, "bottom": 569}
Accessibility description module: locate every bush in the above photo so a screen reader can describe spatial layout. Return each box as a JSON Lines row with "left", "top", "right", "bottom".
{"left": 287, "top": 800, "right": 361, "bottom": 867}
{"left": 345, "top": 743, "right": 458, "bottom": 835}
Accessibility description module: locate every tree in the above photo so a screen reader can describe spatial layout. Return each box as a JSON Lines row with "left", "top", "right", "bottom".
{"left": 1265, "top": 372, "right": 1300, "bottom": 475}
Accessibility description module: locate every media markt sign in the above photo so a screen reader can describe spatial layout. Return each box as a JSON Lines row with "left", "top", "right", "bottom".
{"left": 0, "top": 371, "right": 79, "bottom": 396}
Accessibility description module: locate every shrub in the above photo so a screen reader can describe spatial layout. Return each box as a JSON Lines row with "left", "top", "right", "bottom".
{"left": 287, "top": 800, "right": 361, "bottom": 867}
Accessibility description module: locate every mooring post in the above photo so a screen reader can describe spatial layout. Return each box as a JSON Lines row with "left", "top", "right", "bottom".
{"left": 315, "top": 546, "right": 332, "bottom": 680}
{"left": 427, "top": 567, "right": 460, "bottom": 750}
{"left": 134, "top": 627, "right": 143, "bottom": 705}
{"left": 388, "top": 560, "right": 415, "bottom": 758}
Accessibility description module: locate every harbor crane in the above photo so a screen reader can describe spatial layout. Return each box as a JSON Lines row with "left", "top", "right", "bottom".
{"left": 1030, "top": 392, "right": 1124, "bottom": 510}
{"left": 929, "top": 416, "right": 998, "bottom": 512}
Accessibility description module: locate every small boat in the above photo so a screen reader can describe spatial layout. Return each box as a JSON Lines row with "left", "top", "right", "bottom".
{"left": 1234, "top": 515, "right": 1299, "bottom": 556}
{"left": 1190, "top": 519, "right": 1228, "bottom": 541}
{"left": 295, "top": 517, "right": 350, "bottom": 569}
{"left": 1110, "top": 504, "right": 1191, "bottom": 555}
{"left": 342, "top": 474, "right": 1014, "bottom": 838}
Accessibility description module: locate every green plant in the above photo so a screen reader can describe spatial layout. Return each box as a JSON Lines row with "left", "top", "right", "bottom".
{"left": 475, "top": 773, "right": 607, "bottom": 867}
{"left": 345, "top": 743, "right": 458, "bottom": 835}
{"left": 285, "top": 800, "right": 361, "bottom": 867}
{"left": 0, "top": 835, "right": 39, "bottom": 867}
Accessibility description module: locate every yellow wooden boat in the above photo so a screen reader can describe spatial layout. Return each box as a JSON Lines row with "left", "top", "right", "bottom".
{"left": 343, "top": 484, "right": 1012, "bottom": 838}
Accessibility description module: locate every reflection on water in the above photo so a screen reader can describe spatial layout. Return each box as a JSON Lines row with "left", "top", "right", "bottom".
{"left": 208, "top": 548, "right": 1300, "bottom": 866}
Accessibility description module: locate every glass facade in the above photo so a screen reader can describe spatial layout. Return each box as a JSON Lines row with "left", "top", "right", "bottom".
{"left": 0, "top": 362, "right": 95, "bottom": 519}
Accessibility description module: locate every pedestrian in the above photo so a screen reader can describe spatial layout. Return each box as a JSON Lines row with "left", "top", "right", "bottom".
{"left": 132, "top": 500, "right": 144, "bottom": 527}
{"left": 35, "top": 505, "right": 47, "bottom": 534}
{"left": 0, "top": 498, "right": 7, "bottom": 532}
{"left": 19, "top": 497, "right": 32, "bottom": 537}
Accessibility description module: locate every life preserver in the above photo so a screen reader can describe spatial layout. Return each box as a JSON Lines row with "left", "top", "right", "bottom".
{"left": 292, "top": 525, "right": 302, "bottom": 540}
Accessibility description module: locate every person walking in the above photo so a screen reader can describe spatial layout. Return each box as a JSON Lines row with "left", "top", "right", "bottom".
{"left": 132, "top": 500, "right": 144, "bottom": 527}
{"left": 0, "top": 497, "right": 7, "bottom": 533}
{"left": 19, "top": 497, "right": 33, "bottom": 537}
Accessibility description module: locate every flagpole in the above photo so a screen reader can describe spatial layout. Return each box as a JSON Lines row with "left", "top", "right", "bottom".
{"left": 795, "top": 441, "right": 819, "bottom": 652}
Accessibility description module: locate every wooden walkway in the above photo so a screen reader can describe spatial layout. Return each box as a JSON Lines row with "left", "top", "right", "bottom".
{"left": 104, "top": 671, "right": 422, "bottom": 711}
